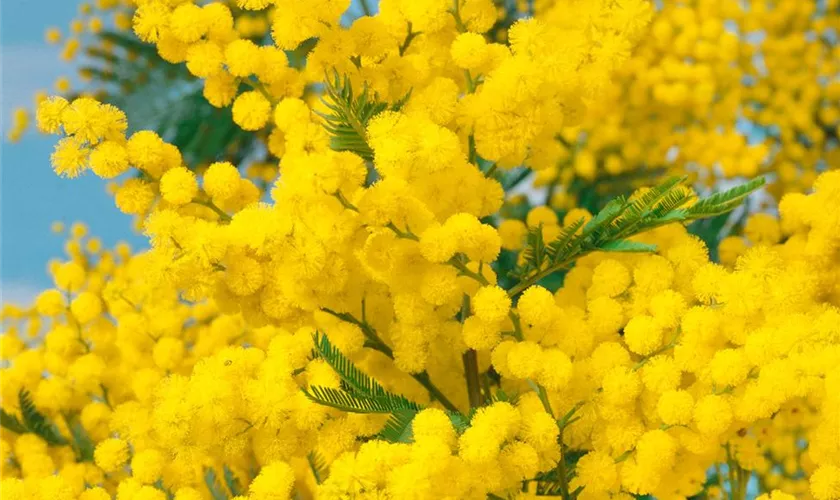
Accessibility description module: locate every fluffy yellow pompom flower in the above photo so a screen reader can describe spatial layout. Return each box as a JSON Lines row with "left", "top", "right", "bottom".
{"left": 204, "top": 72, "right": 238, "bottom": 108}
{"left": 571, "top": 451, "right": 618, "bottom": 494}
{"left": 451, "top": 32, "right": 489, "bottom": 70}
{"left": 51, "top": 137, "right": 89, "bottom": 178}
{"left": 133, "top": 2, "right": 169, "bottom": 43}
{"left": 186, "top": 41, "right": 225, "bottom": 78}
{"left": 79, "top": 487, "right": 110, "bottom": 500}
{"left": 462, "top": 316, "right": 502, "bottom": 350}
{"left": 709, "top": 348, "right": 750, "bottom": 387}
{"left": 170, "top": 3, "right": 208, "bottom": 43}
{"left": 412, "top": 408, "right": 456, "bottom": 448}
{"left": 225, "top": 39, "right": 262, "bottom": 77}
{"left": 656, "top": 390, "right": 694, "bottom": 425}
{"left": 811, "top": 465, "right": 840, "bottom": 500}
{"left": 694, "top": 395, "right": 732, "bottom": 436}
{"left": 160, "top": 167, "right": 198, "bottom": 206}
{"left": 126, "top": 131, "right": 166, "bottom": 176}
{"left": 589, "top": 259, "right": 631, "bottom": 298}
{"left": 89, "top": 141, "right": 130, "bottom": 179}
{"left": 94, "top": 438, "right": 129, "bottom": 472}
{"left": 36, "top": 96, "right": 69, "bottom": 133}
{"left": 152, "top": 337, "right": 185, "bottom": 371}
{"left": 232, "top": 91, "right": 271, "bottom": 131}
{"left": 248, "top": 461, "right": 295, "bottom": 500}
{"left": 70, "top": 292, "right": 102, "bottom": 324}
{"left": 225, "top": 255, "right": 264, "bottom": 296}
{"left": 203, "top": 161, "right": 241, "bottom": 201}
{"left": 623, "top": 315, "right": 664, "bottom": 356}
{"left": 517, "top": 286, "right": 556, "bottom": 328}
{"left": 473, "top": 285, "right": 511, "bottom": 323}
{"left": 130, "top": 449, "right": 165, "bottom": 484}
{"left": 115, "top": 179, "right": 155, "bottom": 215}
{"left": 537, "top": 349, "right": 572, "bottom": 390}
{"left": 54, "top": 261, "right": 86, "bottom": 291}
{"left": 35, "top": 289, "right": 65, "bottom": 316}
{"left": 273, "top": 98, "right": 310, "bottom": 132}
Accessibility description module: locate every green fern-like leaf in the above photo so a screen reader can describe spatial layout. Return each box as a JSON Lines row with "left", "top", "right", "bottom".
{"left": 0, "top": 409, "right": 28, "bottom": 435}
{"left": 317, "top": 71, "right": 387, "bottom": 160}
{"left": 685, "top": 177, "right": 766, "bottom": 219}
{"left": 516, "top": 225, "right": 546, "bottom": 274}
{"left": 204, "top": 468, "right": 229, "bottom": 500}
{"left": 377, "top": 408, "right": 418, "bottom": 443}
{"left": 447, "top": 411, "right": 471, "bottom": 434}
{"left": 508, "top": 176, "right": 765, "bottom": 296}
{"left": 488, "top": 388, "right": 520, "bottom": 406}
{"left": 600, "top": 240, "right": 658, "bottom": 253}
{"left": 67, "top": 417, "right": 95, "bottom": 462}
{"left": 222, "top": 465, "right": 242, "bottom": 497}
{"left": 18, "top": 390, "right": 68, "bottom": 446}
{"left": 308, "top": 451, "right": 329, "bottom": 485}
{"left": 304, "top": 385, "right": 420, "bottom": 414}
{"left": 313, "top": 332, "right": 391, "bottom": 399}
{"left": 317, "top": 71, "right": 411, "bottom": 161}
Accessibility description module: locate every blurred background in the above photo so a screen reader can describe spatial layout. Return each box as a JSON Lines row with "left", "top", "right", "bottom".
{"left": 1, "top": 0, "right": 144, "bottom": 303}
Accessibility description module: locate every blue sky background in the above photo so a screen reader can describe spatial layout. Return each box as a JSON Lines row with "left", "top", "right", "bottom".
{"left": 1, "top": 0, "right": 144, "bottom": 304}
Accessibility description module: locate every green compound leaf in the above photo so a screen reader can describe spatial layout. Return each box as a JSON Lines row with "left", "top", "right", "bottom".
{"left": 509, "top": 176, "right": 765, "bottom": 296}
{"left": 12, "top": 389, "right": 69, "bottom": 446}
{"left": 685, "top": 177, "right": 767, "bottom": 219}
{"left": 317, "top": 70, "right": 410, "bottom": 161}
{"left": 204, "top": 467, "right": 229, "bottom": 500}
{"left": 377, "top": 408, "right": 418, "bottom": 443}
{"left": 306, "top": 332, "right": 422, "bottom": 415}
{"left": 304, "top": 385, "right": 421, "bottom": 414}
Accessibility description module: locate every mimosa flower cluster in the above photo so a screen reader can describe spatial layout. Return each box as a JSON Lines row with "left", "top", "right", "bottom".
{"left": 3, "top": 1, "right": 840, "bottom": 500}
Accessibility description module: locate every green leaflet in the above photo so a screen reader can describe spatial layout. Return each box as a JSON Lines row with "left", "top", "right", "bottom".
{"left": 0, "top": 390, "right": 68, "bottom": 446}
{"left": 317, "top": 71, "right": 411, "bottom": 161}
{"left": 377, "top": 408, "right": 418, "bottom": 443}
{"left": 305, "top": 332, "right": 421, "bottom": 415}
{"left": 599, "top": 240, "right": 658, "bottom": 253}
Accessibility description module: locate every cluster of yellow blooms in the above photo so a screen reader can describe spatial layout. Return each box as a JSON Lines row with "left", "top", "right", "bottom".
{"left": 535, "top": 0, "right": 840, "bottom": 204}
{"left": 4, "top": 0, "right": 840, "bottom": 499}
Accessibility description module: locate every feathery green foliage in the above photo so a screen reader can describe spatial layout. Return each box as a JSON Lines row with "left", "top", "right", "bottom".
{"left": 0, "top": 390, "right": 69, "bottom": 446}
{"left": 222, "top": 465, "right": 243, "bottom": 497}
{"left": 318, "top": 71, "right": 410, "bottom": 161}
{"left": 509, "top": 176, "right": 766, "bottom": 295}
{"left": 204, "top": 467, "right": 229, "bottom": 500}
{"left": 305, "top": 333, "right": 422, "bottom": 414}
{"left": 67, "top": 416, "right": 96, "bottom": 461}
{"left": 377, "top": 408, "right": 418, "bottom": 443}
{"left": 308, "top": 452, "right": 329, "bottom": 485}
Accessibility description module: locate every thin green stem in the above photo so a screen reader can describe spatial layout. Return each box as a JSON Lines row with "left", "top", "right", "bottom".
{"left": 503, "top": 168, "right": 532, "bottom": 191}
{"left": 192, "top": 199, "right": 232, "bottom": 222}
{"left": 241, "top": 77, "right": 277, "bottom": 105}
{"left": 451, "top": 0, "right": 466, "bottom": 32}
{"left": 398, "top": 23, "right": 420, "bottom": 56}
{"left": 448, "top": 256, "right": 490, "bottom": 285}
{"left": 507, "top": 258, "right": 573, "bottom": 298}
{"left": 484, "top": 163, "right": 498, "bottom": 178}
{"left": 385, "top": 222, "right": 419, "bottom": 241}
{"left": 459, "top": 294, "right": 482, "bottom": 409}
{"left": 334, "top": 191, "right": 359, "bottom": 212}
